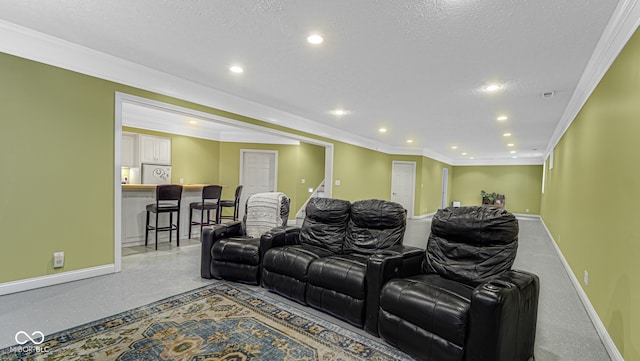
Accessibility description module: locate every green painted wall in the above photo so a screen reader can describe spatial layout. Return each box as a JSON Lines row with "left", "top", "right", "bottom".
{"left": 296, "top": 142, "right": 326, "bottom": 204}
{"left": 422, "top": 157, "right": 453, "bottom": 215}
{"left": 216, "top": 142, "right": 325, "bottom": 216}
{"left": 0, "top": 53, "right": 115, "bottom": 282}
{"left": 332, "top": 142, "right": 392, "bottom": 201}
{"left": 452, "top": 165, "right": 543, "bottom": 214}
{"left": 540, "top": 27, "right": 640, "bottom": 360}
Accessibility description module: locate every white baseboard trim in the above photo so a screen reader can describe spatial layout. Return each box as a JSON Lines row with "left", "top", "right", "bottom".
{"left": 540, "top": 220, "right": 624, "bottom": 361}
{"left": 411, "top": 212, "right": 435, "bottom": 220}
{"left": 514, "top": 213, "right": 541, "bottom": 220}
{"left": 0, "top": 265, "right": 116, "bottom": 296}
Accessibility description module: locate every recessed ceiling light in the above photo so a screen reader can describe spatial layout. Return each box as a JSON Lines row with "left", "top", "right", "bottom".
{"left": 331, "top": 109, "right": 348, "bottom": 116}
{"left": 406, "top": 139, "right": 414, "bottom": 144}
{"left": 189, "top": 120, "right": 197, "bottom": 125}
{"left": 497, "top": 115, "right": 508, "bottom": 121}
{"left": 230, "top": 65, "right": 244, "bottom": 73}
{"left": 507, "top": 143, "right": 514, "bottom": 147}
{"left": 503, "top": 133, "right": 512, "bottom": 137}
{"left": 470, "top": 157, "right": 475, "bottom": 160}
{"left": 510, "top": 150, "right": 517, "bottom": 154}
{"left": 451, "top": 146, "right": 458, "bottom": 149}
{"left": 307, "top": 34, "right": 324, "bottom": 45}
{"left": 483, "top": 83, "right": 503, "bottom": 92}
{"left": 379, "top": 128, "right": 387, "bottom": 133}
{"left": 462, "top": 152, "right": 468, "bottom": 156}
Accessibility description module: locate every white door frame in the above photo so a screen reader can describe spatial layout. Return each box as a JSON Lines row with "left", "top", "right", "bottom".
{"left": 239, "top": 149, "right": 278, "bottom": 192}
{"left": 391, "top": 161, "right": 416, "bottom": 218}
{"left": 239, "top": 149, "right": 278, "bottom": 218}
{"left": 114, "top": 92, "right": 334, "bottom": 274}
{"left": 441, "top": 167, "right": 449, "bottom": 209}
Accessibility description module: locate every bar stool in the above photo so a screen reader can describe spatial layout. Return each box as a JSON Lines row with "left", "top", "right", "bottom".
{"left": 145, "top": 184, "right": 183, "bottom": 250}
{"left": 218, "top": 185, "right": 243, "bottom": 222}
{"left": 189, "top": 185, "right": 223, "bottom": 239}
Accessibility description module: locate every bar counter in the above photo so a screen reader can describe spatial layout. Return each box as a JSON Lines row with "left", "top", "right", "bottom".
{"left": 121, "top": 184, "right": 212, "bottom": 246}
{"left": 122, "top": 184, "right": 208, "bottom": 191}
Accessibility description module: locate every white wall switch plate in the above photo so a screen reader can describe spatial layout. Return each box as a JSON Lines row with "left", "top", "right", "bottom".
{"left": 54, "top": 252, "right": 64, "bottom": 268}
{"left": 583, "top": 270, "right": 589, "bottom": 286}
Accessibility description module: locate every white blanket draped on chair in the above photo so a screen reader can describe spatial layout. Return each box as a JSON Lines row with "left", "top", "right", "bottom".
{"left": 245, "top": 192, "right": 289, "bottom": 238}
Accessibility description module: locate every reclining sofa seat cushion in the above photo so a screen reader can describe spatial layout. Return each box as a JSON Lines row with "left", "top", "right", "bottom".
{"left": 305, "top": 199, "right": 407, "bottom": 327}
{"left": 261, "top": 197, "right": 351, "bottom": 304}
{"left": 204, "top": 192, "right": 290, "bottom": 285}
{"left": 378, "top": 206, "right": 538, "bottom": 361}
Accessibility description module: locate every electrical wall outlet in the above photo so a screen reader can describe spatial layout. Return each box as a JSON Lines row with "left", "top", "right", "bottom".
{"left": 584, "top": 270, "right": 589, "bottom": 286}
{"left": 53, "top": 252, "right": 64, "bottom": 268}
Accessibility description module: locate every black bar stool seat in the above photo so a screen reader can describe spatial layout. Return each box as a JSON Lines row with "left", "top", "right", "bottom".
{"left": 218, "top": 185, "right": 243, "bottom": 222}
{"left": 145, "top": 184, "right": 183, "bottom": 250}
{"left": 189, "top": 185, "right": 223, "bottom": 239}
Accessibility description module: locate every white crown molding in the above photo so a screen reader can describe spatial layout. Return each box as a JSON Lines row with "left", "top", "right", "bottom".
{"left": 452, "top": 158, "right": 544, "bottom": 166}
{"left": 545, "top": 0, "right": 640, "bottom": 157}
{"left": 1, "top": 19, "right": 545, "bottom": 166}
{"left": 0, "top": 21, "right": 392, "bottom": 153}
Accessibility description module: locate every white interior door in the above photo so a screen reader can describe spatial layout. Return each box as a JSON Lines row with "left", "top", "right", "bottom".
{"left": 240, "top": 150, "right": 277, "bottom": 219}
{"left": 391, "top": 161, "right": 416, "bottom": 218}
{"left": 441, "top": 168, "right": 449, "bottom": 209}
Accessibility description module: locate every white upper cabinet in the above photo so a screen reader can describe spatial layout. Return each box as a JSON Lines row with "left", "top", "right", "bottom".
{"left": 140, "top": 135, "right": 171, "bottom": 165}
{"left": 121, "top": 132, "right": 138, "bottom": 167}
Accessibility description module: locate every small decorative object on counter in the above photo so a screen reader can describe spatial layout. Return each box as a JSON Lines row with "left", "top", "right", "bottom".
{"left": 481, "top": 190, "right": 505, "bottom": 207}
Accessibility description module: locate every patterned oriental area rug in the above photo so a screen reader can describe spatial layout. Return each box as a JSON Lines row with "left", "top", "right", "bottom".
{"left": 1, "top": 282, "right": 412, "bottom": 360}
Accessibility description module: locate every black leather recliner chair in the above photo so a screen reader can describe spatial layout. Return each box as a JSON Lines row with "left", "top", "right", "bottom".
{"left": 377, "top": 206, "right": 540, "bottom": 361}
{"left": 200, "top": 192, "right": 290, "bottom": 285}
{"left": 261, "top": 197, "right": 423, "bottom": 330}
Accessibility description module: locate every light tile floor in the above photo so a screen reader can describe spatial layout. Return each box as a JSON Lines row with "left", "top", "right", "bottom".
{"left": 0, "top": 218, "right": 612, "bottom": 360}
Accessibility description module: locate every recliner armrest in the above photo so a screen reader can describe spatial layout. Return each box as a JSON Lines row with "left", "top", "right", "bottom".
{"left": 386, "top": 245, "right": 425, "bottom": 277}
{"left": 467, "top": 270, "right": 540, "bottom": 361}
{"left": 200, "top": 222, "right": 243, "bottom": 279}
{"left": 364, "top": 245, "right": 424, "bottom": 336}
{"left": 259, "top": 225, "right": 301, "bottom": 261}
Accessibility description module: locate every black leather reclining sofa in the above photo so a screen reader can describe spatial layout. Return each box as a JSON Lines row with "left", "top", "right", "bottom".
{"left": 201, "top": 196, "right": 540, "bottom": 361}
{"left": 261, "top": 197, "right": 423, "bottom": 331}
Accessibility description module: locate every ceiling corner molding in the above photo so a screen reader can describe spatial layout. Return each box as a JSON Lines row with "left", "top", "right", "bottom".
{"left": 0, "top": 20, "right": 417, "bottom": 157}
{"left": 451, "top": 158, "right": 544, "bottom": 167}
{"left": 544, "top": 0, "right": 640, "bottom": 158}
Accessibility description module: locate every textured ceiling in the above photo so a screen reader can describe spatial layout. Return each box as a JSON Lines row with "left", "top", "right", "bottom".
{"left": 0, "top": 0, "right": 621, "bottom": 164}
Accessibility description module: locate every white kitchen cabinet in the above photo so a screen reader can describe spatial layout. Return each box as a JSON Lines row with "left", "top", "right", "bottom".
{"left": 140, "top": 135, "right": 171, "bottom": 165}
{"left": 121, "top": 132, "right": 138, "bottom": 167}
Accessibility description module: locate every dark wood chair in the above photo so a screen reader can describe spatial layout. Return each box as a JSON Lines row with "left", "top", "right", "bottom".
{"left": 218, "top": 185, "right": 243, "bottom": 222}
{"left": 189, "top": 185, "right": 223, "bottom": 239}
{"left": 145, "top": 184, "right": 183, "bottom": 250}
